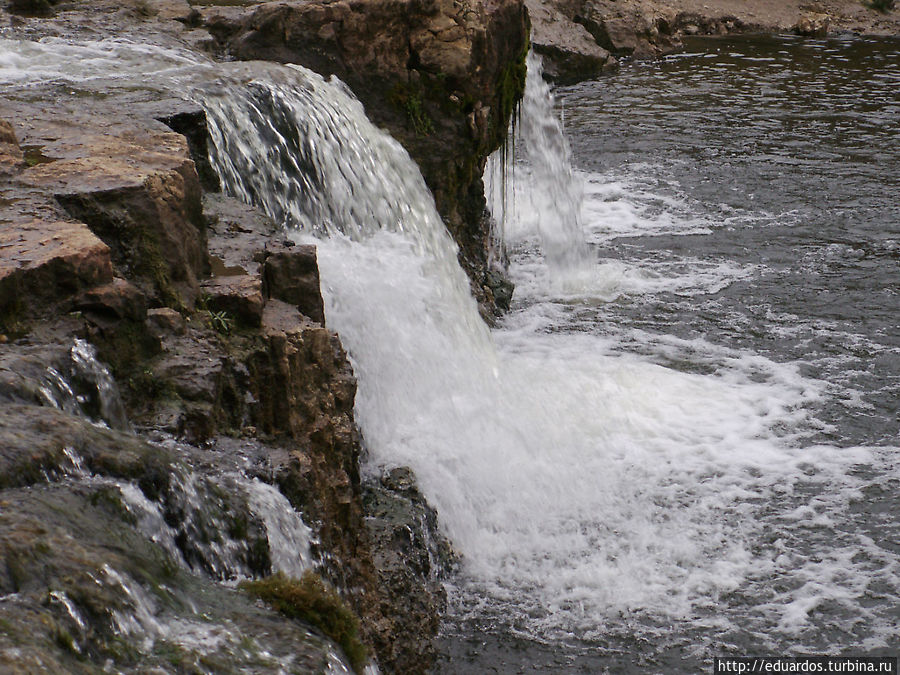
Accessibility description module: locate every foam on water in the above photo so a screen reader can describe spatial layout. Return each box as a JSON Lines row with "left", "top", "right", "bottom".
{"left": 196, "top": 48, "right": 900, "bottom": 653}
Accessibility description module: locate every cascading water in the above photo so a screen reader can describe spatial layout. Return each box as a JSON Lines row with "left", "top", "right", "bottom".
{"left": 200, "top": 42, "right": 899, "bottom": 667}
{"left": 487, "top": 52, "right": 593, "bottom": 285}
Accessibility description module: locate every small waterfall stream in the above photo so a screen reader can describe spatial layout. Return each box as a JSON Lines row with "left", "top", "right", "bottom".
{"left": 487, "top": 52, "right": 593, "bottom": 279}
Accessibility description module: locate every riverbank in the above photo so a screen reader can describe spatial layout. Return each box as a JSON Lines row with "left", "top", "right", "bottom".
{"left": 528, "top": 0, "right": 900, "bottom": 79}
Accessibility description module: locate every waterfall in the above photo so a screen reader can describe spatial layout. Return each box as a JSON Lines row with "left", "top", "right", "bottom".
{"left": 486, "top": 51, "right": 593, "bottom": 284}
{"left": 3, "top": 33, "right": 895, "bottom": 664}
{"left": 200, "top": 56, "right": 847, "bottom": 645}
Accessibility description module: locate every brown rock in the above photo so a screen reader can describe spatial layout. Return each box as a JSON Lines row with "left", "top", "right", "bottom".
{"left": 73, "top": 277, "right": 148, "bottom": 322}
{"left": 0, "top": 219, "right": 114, "bottom": 329}
{"left": 262, "top": 244, "right": 325, "bottom": 325}
{"left": 0, "top": 120, "right": 24, "bottom": 178}
{"left": 19, "top": 119, "right": 208, "bottom": 310}
{"left": 200, "top": 273, "right": 265, "bottom": 328}
{"left": 204, "top": 193, "right": 281, "bottom": 278}
{"left": 526, "top": 0, "right": 614, "bottom": 81}
{"left": 147, "top": 307, "right": 186, "bottom": 336}
{"left": 794, "top": 14, "right": 830, "bottom": 36}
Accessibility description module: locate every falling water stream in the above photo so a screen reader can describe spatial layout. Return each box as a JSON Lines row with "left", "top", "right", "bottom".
{"left": 2, "top": 32, "right": 898, "bottom": 673}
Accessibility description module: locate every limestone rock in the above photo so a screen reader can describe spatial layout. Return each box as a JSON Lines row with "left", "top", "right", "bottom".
{"left": 0, "top": 219, "right": 114, "bottom": 331}
{"left": 580, "top": 8, "right": 681, "bottom": 58}
{"left": 73, "top": 277, "right": 148, "bottom": 322}
{"left": 15, "top": 116, "right": 208, "bottom": 310}
{"left": 146, "top": 307, "right": 186, "bottom": 336}
{"left": 262, "top": 244, "right": 325, "bottom": 325}
{"left": 526, "top": 0, "right": 614, "bottom": 81}
{"left": 200, "top": 273, "right": 265, "bottom": 328}
{"left": 204, "top": 192, "right": 281, "bottom": 278}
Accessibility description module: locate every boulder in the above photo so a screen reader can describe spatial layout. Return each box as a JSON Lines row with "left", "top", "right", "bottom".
{"left": 526, "top": 0, "right": 615, "bottom": 81}
{"left": 73, "top": 277, "right": 148, "bottom": 322}
{"left": 262, "top": 243, "right": 325, "bottom": 325}
{"left": 0, "top": 218, "right": 114, "bottom": 332}
{"left": 793, "top": 14, "right": 830, "bottom": 36}
{"left": 12, "top": 115, "right": 208, "bottom": 310}
{"left": 579, "top": 8, "right": 681, "bottom": 58}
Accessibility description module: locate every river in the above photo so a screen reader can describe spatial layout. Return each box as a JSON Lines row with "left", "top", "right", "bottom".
{"left": 436, "top": 34, "right": 900, "bottom": 673}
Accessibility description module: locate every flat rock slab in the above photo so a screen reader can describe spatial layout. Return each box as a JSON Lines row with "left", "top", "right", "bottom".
{"left": 0, "top": 218, "right": 114, "bottom": 318}
{"left": 1, "top": 104, "right": 208, "bottom": 309}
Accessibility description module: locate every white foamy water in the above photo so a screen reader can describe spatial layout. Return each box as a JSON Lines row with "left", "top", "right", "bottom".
{"left": 197, "top": 48, "right": 900, "bottom": 654}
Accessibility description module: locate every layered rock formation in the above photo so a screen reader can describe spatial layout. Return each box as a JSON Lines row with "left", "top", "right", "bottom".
{"left": 0, "top": 57, "right": 450, "bottom": 675}
{"left": 528, "top": 0, "right": 900, "bottom": 68}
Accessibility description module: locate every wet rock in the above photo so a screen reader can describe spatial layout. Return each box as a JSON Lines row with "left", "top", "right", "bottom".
{"left": 0, "top": 218, "right": 114, "bottom": 332}
{"left": 526, "top": 0, "right": 614, "bottom": 81}
{"left": 579, "top": 9, "right": 681, "bottom": 58}
{"left": 13, "top": 115, "right": 208, "bottom": 310}
{"left": 0, "top": 420, "right": 348, "bottom": 673}
{"left": 200, "top": 0, "right": 530, "bottom": 316}
{"left": 484, "top": 269, "right": 515, "bottom": 312}
{"left": 0, "top": 18, "right": 451, "bottom": 672}
{"left": 73, "top": 277, "right": 148, "bottom": 322}
{"left": 200, "top": 273, "right": 264, "bottom": 328}
{"left": 146, "top": 307, "right": 186, "bottom": 337}
{"left": 204, "top": 192, "right": 281, "bottom": 278}
{"left": 363, "top": 467, "right": 453, "bottom": 673}
{"left": 0, "top": 403, "right": 168, "bottom": 489}
{"left": 0, "top": 119, "right": 24, "bottom": 177}
{"left": 262, "top": 244, "right": 325, "bottom": 325}
{"left": 152, "top": 102, "right": 221, "bottom": 192}
{"left": 794, "top": 13, "right": 830, "bottom": 36}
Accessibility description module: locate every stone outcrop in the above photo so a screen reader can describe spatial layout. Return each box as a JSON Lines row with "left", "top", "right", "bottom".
{"left": 0, "top": 87, "right": 447, "bottom": 672}
{"left": 200, "top": 0, "right": 530, "bottom": 317}
{"left": 529, "top": 0, "right": 900, "bottom": 67}
{"left": 525, "top": 0, "right": 615, "bottom": 81}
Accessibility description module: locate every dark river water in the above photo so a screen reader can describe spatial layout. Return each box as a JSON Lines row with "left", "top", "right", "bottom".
{"left": 436, "top": 34, "right": 900, "bottom": 674}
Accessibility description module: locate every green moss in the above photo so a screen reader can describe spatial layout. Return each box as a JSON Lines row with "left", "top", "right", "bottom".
{"left": 389, "top": 83, "right": 435, "bottom": 137}
{"left": 88, "top": 486, "right": 138, "bottom": 525}
{"left": 493, "top": 42, "right": 529, "bottom": 143}
{"left": 137, "top": 227, "right": 184, "bottom": 312}
{"left": 54, "top": 626, "right": 80, "bottom": 655}
{"left": 405, "top": 94, "right": 435, "bottom": 136}
{"left": 868, "top": 0, "right": 895, "bottom": 10}
{"left": 240, "top": 571, "right": 368, "bottom": 673}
